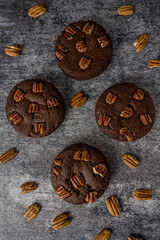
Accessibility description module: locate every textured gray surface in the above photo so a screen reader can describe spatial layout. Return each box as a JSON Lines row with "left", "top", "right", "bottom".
{"left": 0, "top": 0, "right": 160, "bottom": 239}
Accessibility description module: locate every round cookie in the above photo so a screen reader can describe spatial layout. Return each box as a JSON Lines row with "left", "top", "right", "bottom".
{"left": 6, "top": 79, "right": 65, "bottom": 138}
{"left": 95, "top": 83, "right": 155, "bottom": 141}
{"left": 51, "top": 143, "right": 111, "bottom": 205}
{"left": 55, "top": 20, "right": 113, "bottom": 81}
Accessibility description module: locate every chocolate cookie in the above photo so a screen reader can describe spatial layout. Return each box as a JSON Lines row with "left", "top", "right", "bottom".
{"left": 51, "top": 144, "right": 111, "bottom": 205}
{"left": 55, "top": 20, "right": 113, "bottom": 80}
{"left": 95, "top": 83, "right": 155, "bottom": 141}
{"left": 6, "top": 79, "right": 65, "bottom": 138}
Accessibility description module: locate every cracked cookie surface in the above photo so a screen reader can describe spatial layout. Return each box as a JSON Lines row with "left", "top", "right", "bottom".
{"left": 51, "top": 143, "right": 111, "bottom": 205}
{"left": 6, "top": 79, "right": 65, "bottom": 137}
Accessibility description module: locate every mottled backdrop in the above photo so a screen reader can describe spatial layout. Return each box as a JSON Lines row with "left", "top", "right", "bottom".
{"left": 0, "top": 0, "right": 160, "bottom": 240}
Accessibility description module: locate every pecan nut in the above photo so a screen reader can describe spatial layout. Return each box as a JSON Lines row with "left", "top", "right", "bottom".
{"left": 47, "top": 96, "right": 59, "bottom": 108}
{"left": 73, "top": 150, "right": 81, "bottom": 160}
{"left": 54, "top": 159, "right": 62, "bottom": 166}
{"left": 9, "top": 112, "right": 23, "bottom": 125}
{"left": 85, "top": 191, "right": 98, "bottom": 203}
{"left": 32, "top": 82, "right": 44, "bottom": 93}
{"left": 65, "top": 25, "right": 77, "bottom": 40}
{"left": 24, "top": 203, "right": 40, "bottom": 221}
{"left": 134, "top": 189, "right": 152, "bottom": 200}
{"left": 56, "top": 185, "right": 71, "bottom": 199}
{"left": 55, "top": 45, "right": 68, "bottom": 60}
{"left": 5, "top": 45, "right": 21, "bottom": 57}
{"left": 20, "top": 182, "right": 37, "bottom": 193}
{"left": 119, "top": 127, "right": 129, "bottom": 135}
{"left": 117, "top": 5, "right": 133, "bottom": 16}
{"left": 71, "top": 92, "right": 87, "bottom": 108}
{"left": 98, "top": 115, "right": 111, "bottom": 127}
{"left": 73, "top": 150, "right": 90, "bottom": 161}
{"left": 128, "top": 236, "right": 143, "bottom": 240}
{"left": 122, "top": 154, "right": 139, "bottom": 169}
{"left": 133, "top": 89, "right": 144, "bottom": 100}
{"left": 106, "top": 92, "right": 117, "bottom": 105}
{"left": 120, "top": 107, "right": 133, "bottom": 118}
{"left": 133, "top": 34, "right": 149, "bottom": 52}
{"left": 28, "top": 3, "right": 46, "bottom": 18}
{"left": 28, "top": 103, "right": 39, "bottom": 113}
{"left": 97, "top": 36, "right": 109, "bottom": 48}
{"left": 34, "top": 123, "right": 46, "bottom": 135}
{"left": 95, "top": 229, "right": 111, "bottom": 240}
{"left": 70, "top": 173, "right": 85, "bottom": 190}
{"left": 14, "top": 89, "right": 24, "bottom": 102}
{"left": 147, "top": 59, "right": 160, "bottom": 68}
{"left": 0, "top": 148, "right": 18, "bottom": 164}
{"left": 52, "top": 166, "right": 61, "bottom": 176}
{"left": 93, "top": 163, "right": 107, "bottom": 177}
{"left": 79, "top": 57, "right": 91, "bottom": 70}
{"left": 140, "top": 114, "right": 152, "bottom": 125}
{"left": 105, "top": 196, "right": 121, "bottom": 217}
{"left": 52, "top": 213, "right": 71, "bottom": 230}
{"left": 82, "top": 22, "right": 94, "bottom": 34}
{"left": 76, "top": 40, "right": 87, "bottom": 53}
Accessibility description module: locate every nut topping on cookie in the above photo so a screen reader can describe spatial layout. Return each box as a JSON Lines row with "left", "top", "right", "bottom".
{"left": 47, "top": 96, "right": 59, "bottom": 108}
{"left": 32, "top": 82, "right": 44, "bottom": 93}
{"left": 56, "top": 185, "right": 71, "bottom": 199}
{"left": 9, "top": 112, "right": 23, "bottom": 125}
{"left": 56, "top": 45, "right": 68, "bottom": 60}
{"left": 126, "top": 132, "right": 133, "bottom": 142}
{"left": 70, "top": 173, "right": 85, "bottom": 190}
{"left": 119, "top": 127, "right": 129, "bottom": 135}
{"left": 76, "top": 40, "right": 87, "bottom": 53}
{"left": 54, "top": 159, "right": 62, "bottom": 166}
{"left": 93, "top": 163, "right": 107, "bottom": 177}
{"left": 14, "top": 89, "right": 24, "bottom": 102}
{"left": 140, "top": 114, "right": 152, "bottom": 125}
{"left": 28, "top": 103, "right": 39, "bottom": 113}
{"left": 98, "top": 115, "right": 111, "bottom": 127}
{"left": 79, "top": 57, "right": 91, "bottom": 70}
{"left": 106, "top": 92, "right": 117, "bottom": 105}
{"left": 81, "top": 150, "right": 90, "bottom": 161}
{"left": 65, "top": 25, "right": 77, "bottom": 40}
{"left": 120, "top": 107, "right": 133, "bottom": 118}
{"left": 82, "top": 22, "right": 94, "bottom": 34}
{"left": 85, "top": 191, "right": 98, "bottom": 203}
{"left": 133, "top": 89, "right": 144, "bottom": 100}
{"left": 52, "top": 166, "right": 61, "bottom": 176}
{"left": 34, "top": 123, "right": 46, "bottom": 135}
{"left": 97, "top": 36, "right": 109, "bottom": 48}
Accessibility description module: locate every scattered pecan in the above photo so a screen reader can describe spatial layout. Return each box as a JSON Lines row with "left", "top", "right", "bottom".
{"left": 93, "top": 163, "right": 107, "bottom": 177}
{"left": 65, "top": 25, "right": 77, "bottom": 40}
{"left": 32, "top": 82, "right": 44, "bottom": 93}
{"left": 133, "top": 89, "right": 144, "bottom": 100}
{"left": 5, "top": 45, "right": 21, "bottom": 57}
{"left": 147, "top": 59, "right": 160, "bottom": 68}
{"left": 79, "top": 57, "right": 91, "bottom": 70}
{"left": 95, "top": 229, "right": 111, "bottom": 240}
{"left": 0, "top": 148, "right": 18, "bottom": 164}
{"left": 9, "top": 112, "right": 23, "bottom": 125}
{"left": 133, "top": 34, "right": 149, "bottom": 52}
{"left": 47, "top": 96, "right": 59, "bottom": 108}
{"left": 117, "top": 5, "right": 133, "bottom": 16}
{"left": 34, "top": 123, "right": 46, "bottom": 135}
{"left": 28, "top": 103, "right": 39, "bottom": 113}
{"left": 28, "top": 3, "right": 46, "bottom": 18}
{"left": 128, "top": 236, "right": 143, "bottom": 240}
{"left": 119, "top": 127, "right": 129, "bottom": 135}
{"left": 24, "top": 203, "right": 40, "bottom": 221}
{"left": 82, "top": 22, "right": 94, "bottom": 34}
{"left": 55, "top": 45, "right": 68, "bottom": 60}
{"left": 70, "top": 173, "right": 85, "bottom": 190}
{"left": 122, "top": 154, "right": 139, "bottom": 169}
{"left": 98, "top": 115, "right": 111, "bottom": 127}
{"left": 106, "top": 92, "right": 117, "bottom": 105}
{"left": 20, "top": 182, "right": 37, "bottom": 194}
{"left": 140, "top": 114, "right": 152, "bottom": 125}
{"left": 76, "top": 40, "right": 87, "bottom": 53}
{"left": 81, "top": 150, "right": 90, "bottom": 161}
{"left": 85, "top": 191, "right": 98, "bottom": 203}
{"left": 134, "top": 189, "right": 152, "bottom": 200}
{"left": 97, "top": 36, "right": 109, "bottom": 48}
{"left": 105, "top": 196, "right": 121, "bottom": 217}
{"left": 120, "top": 107, "right": 133, "bottom": 118}
{"left": 52, "top": 166, "right": 61, "bottom": 176}
{"left": 56, "top": 185, "right": 71, "bottom": 199}
{"left": 52, "top": 213, "right": 71, "bottom": 230}
{"left": 54, "top": 159, "right": 62, "bottom": 166}
{"left": 14, "top": 89, "right": 24, "bottom": 102}
{"left": 71, "top": 92, "right": 87, "bottom": 108}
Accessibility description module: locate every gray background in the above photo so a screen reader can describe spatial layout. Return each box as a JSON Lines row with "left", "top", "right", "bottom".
{"left": 0, "top": 0, "right": 160, "bottom": 239}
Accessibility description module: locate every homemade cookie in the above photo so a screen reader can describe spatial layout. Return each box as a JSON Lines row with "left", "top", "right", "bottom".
{"left": 51, "top": 143, "right": 111, "bottom": 205}
{"left": 95, "top": 83, "right": 155, "bottom": 141}
{"left": 6, "top": 79, "right": 65, "bottom": 137}
{"left": 55, "top": 20, "right": 113, "bottom": 80}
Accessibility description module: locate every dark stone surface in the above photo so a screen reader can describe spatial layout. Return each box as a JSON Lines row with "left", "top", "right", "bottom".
{"left": 0, "top": 0, "right": 159, "bottom": 240}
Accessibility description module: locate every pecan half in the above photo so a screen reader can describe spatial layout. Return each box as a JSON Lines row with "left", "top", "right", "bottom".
{"left": 32, "top": 82, "right": 44, "bottom": 93}
{"left": 117, "top": 5, "right": 133, "bottom": 16}
{"left": 55, "top": 45, "right": 68, "bottom": 60}
{"left": 71, "top": 92, "right": 87, "bottom": 108}
{"left": 56, "top": 185, "right": 71, "bottom": 199}
{"left": 73, "top": 150, "right": 81, "bottom": 160}
{"left": 81, "top": 150, "right": 90, "bottom": 161}
{"left": 65, "top": 25, "right": 77, "bottom": 40}
{"left": 140, "top": 114, "right": 152, "bottom": 125}
{"left": 9, "top": 112, "right": 23, "bottom": 125}
{"left": 126, "top": 133, "right": 133, "bottom": 142}
{"left": 28, "top": 103, "right": 39, "bottom": 113}
{"left": 85, "top": 191, "right": 98, "bottom": 203}
{"left": 54, "top": 159, "right": 62, "bottom": 166}
{"left": 95, "top": 229, "right": 111, "bottom": 240}
{"left": 76, "top": 40, "right": 87, "bottom": 53}
{"left": 79, "top": 57, "right": 91, "bottom": 70}
{"left": 34, "top": 123, "right": 46, "bottom": 135}
{"left": 133, "top": 34, "right": 149, "bottom": 52}
{"left": 147, "top": 59, "right": 160, "bottom": 68}
{"left": 120, "top": 107, "right": 133, "bottom": 118}
{"left": 28, "top": 3, "right": 46, "bottom": 18}
{"left": 5, "top": 45, "right": 21, "bottom": 57}
{"left": 47, "top": 96, "right": 59, "bottom": 108}
{"left": 52, "top": 166, "right": 61, "bottom": 176}
{"left": 128, "top": 236, "right": 143, "bottom": 240}
{"left": 97, "top": 36, "right": 109, "bottom": 48}
{"left": 0, "top": 148, "right": 18, "bottom": 164}
{"left": 98, "top": 115, "right": 111, "bottom": 127}
{"left": 70, "top": 173, "right": 85, "bottom": 190}
{"left": 52, "top": 213, "right": 71, "bottom": 230}
{"left": 133, "top": 89, "right": 144, "bottom": 100}
{"left": 93, "top": 163, "right": 107, "bottom": 177}
{"left": 14, "top": 89, "right": 24, "bottom": 102}
{"left": 24, "top": 203, "right": 40, "bottom": 221}
{"left": 20, "top": 182, "right": 37, "bottom": 194}
{"left": 106, "top": 92, "right": 117, "bottom": 105}
{"left": 82, "top": 22, "right": 94, "bottom": 34}
{"left": 119, "top": 127, "right": 129, "bottom": 135}
{"left": 122, "top": 154, "right": 139, "bottom": 169}
{"left": 134, "top": 189, "right": 152, "bottom": 200}
{"left": 105, "top": 196, "right": 121, "bottom": 217}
